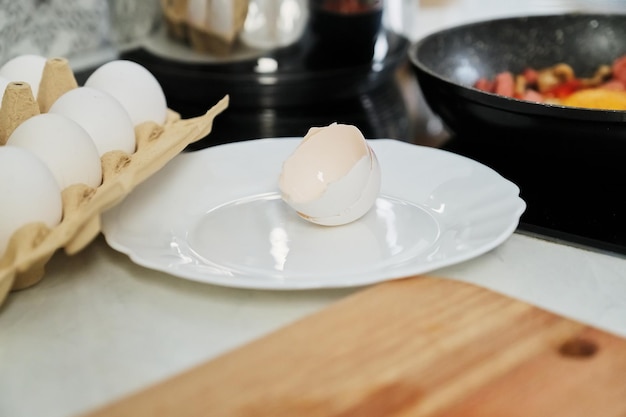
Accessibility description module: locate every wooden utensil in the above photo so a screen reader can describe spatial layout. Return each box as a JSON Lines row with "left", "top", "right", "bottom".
{"left": 84, "top": 275, "right": 626, "bottom": 417}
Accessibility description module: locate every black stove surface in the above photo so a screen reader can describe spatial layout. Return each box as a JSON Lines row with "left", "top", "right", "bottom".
{"left": 179, "top": 74, "right": 413, "bottom": 151}
{"left": 187, "top": 92, "right": 626, "bottom": 255}
{"left": 107, "top": 50, "right": 626, "bottom": 257}
{"left": 441, "top": 136, "right": 626, "bottom": 256}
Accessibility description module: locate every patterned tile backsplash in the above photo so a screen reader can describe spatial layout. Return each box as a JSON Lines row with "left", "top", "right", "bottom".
{"left": 0, "top": 0, "right": 161, "bottom": 70}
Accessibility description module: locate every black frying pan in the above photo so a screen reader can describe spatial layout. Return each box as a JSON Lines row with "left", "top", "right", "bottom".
{"left": 409, "top": 14, "right": 626, "bottom": 150}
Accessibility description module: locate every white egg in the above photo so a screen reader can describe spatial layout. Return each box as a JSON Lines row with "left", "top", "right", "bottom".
{"left": 0, "top": 75, "right": 11, "bottom": 102}
{"left": 85, "top": 60, "right": 167, "bottom": 126}
{"left": 0, "top": 146, "right": 63, "bottom": 256}
{"left": 0, "top": 54, "right": 46, "bottom": 98}
{"left": 7, "top": 113, "right": 102, "bottom": 190}
{"left": 279, "top": 123, "right": 381, "bottom": 226}
{"left": 49, "top": 86, "right": 136, "bottom": 156}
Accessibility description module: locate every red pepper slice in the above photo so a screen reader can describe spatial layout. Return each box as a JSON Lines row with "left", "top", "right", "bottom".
{"left": 545, "top": 79, "right": 583, "bottom": 99}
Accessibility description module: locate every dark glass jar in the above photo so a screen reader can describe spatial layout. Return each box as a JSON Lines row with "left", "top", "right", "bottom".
{"left": 307, "top": 0, "right": 385, "bottom": 67}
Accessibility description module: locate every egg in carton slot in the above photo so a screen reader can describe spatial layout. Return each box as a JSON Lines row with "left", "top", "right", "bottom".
{"left": 0, "top": 56, "right": 229, "bottom": 308}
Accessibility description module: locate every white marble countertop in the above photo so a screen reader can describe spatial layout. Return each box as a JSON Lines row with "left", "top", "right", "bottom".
{"left": 0, "top": 234, "right": 626, "bottom": 417}
{"left": 3, "top": 2, "right": 626, "bottom": 417}
{"left": 1, "top": 232, "right": 625, "bottom": 417}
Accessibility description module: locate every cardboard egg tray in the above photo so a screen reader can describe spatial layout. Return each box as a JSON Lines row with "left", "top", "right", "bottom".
{"left": 0, "top": 57, "right": 229, "bottom": 308}
{"left": 161, "top": 0, "right": 250, "bottom": 55}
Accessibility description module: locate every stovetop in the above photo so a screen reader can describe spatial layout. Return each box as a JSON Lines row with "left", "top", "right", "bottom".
{"left": 441, "top": 136, "right": 626, "bottom": 256}
{"left": 112, "top": 50, "right": 626, "bottom": 257}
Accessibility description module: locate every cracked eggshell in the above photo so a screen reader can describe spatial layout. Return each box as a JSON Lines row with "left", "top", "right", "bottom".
{"left": 7, "top": 113, "right": 102, "bottom": 190}
{"left": 49, "top": 86, "right": 136, "bottom": 156}
{"left": 279, "top": 123, "right": 381, "bottom": 226}
{"left": 0, "top": 146, "right": 62, "bottom": 256}
{"left": 84, "top": 60, "right": 167, "bottom": 126}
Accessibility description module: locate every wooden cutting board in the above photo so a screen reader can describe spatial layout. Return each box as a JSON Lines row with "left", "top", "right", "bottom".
{"left": 84, "top": 276, "right": 626, "bottom": 417}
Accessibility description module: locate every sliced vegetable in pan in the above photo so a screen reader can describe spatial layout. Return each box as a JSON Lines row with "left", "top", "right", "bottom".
{"left": 474, "top": 55, "right": 626, "bottom": 110}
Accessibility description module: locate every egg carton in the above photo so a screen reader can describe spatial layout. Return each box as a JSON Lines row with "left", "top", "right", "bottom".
{"left": 0, "top": 57, "right": 229, "bottom": 308}
{"left": 161, "top": 0, "right": 250, "bottom": 55}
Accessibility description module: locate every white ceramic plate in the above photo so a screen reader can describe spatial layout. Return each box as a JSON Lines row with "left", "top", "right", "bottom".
{"left": 101, "top": 138, "right": 525, "bottom": 289}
